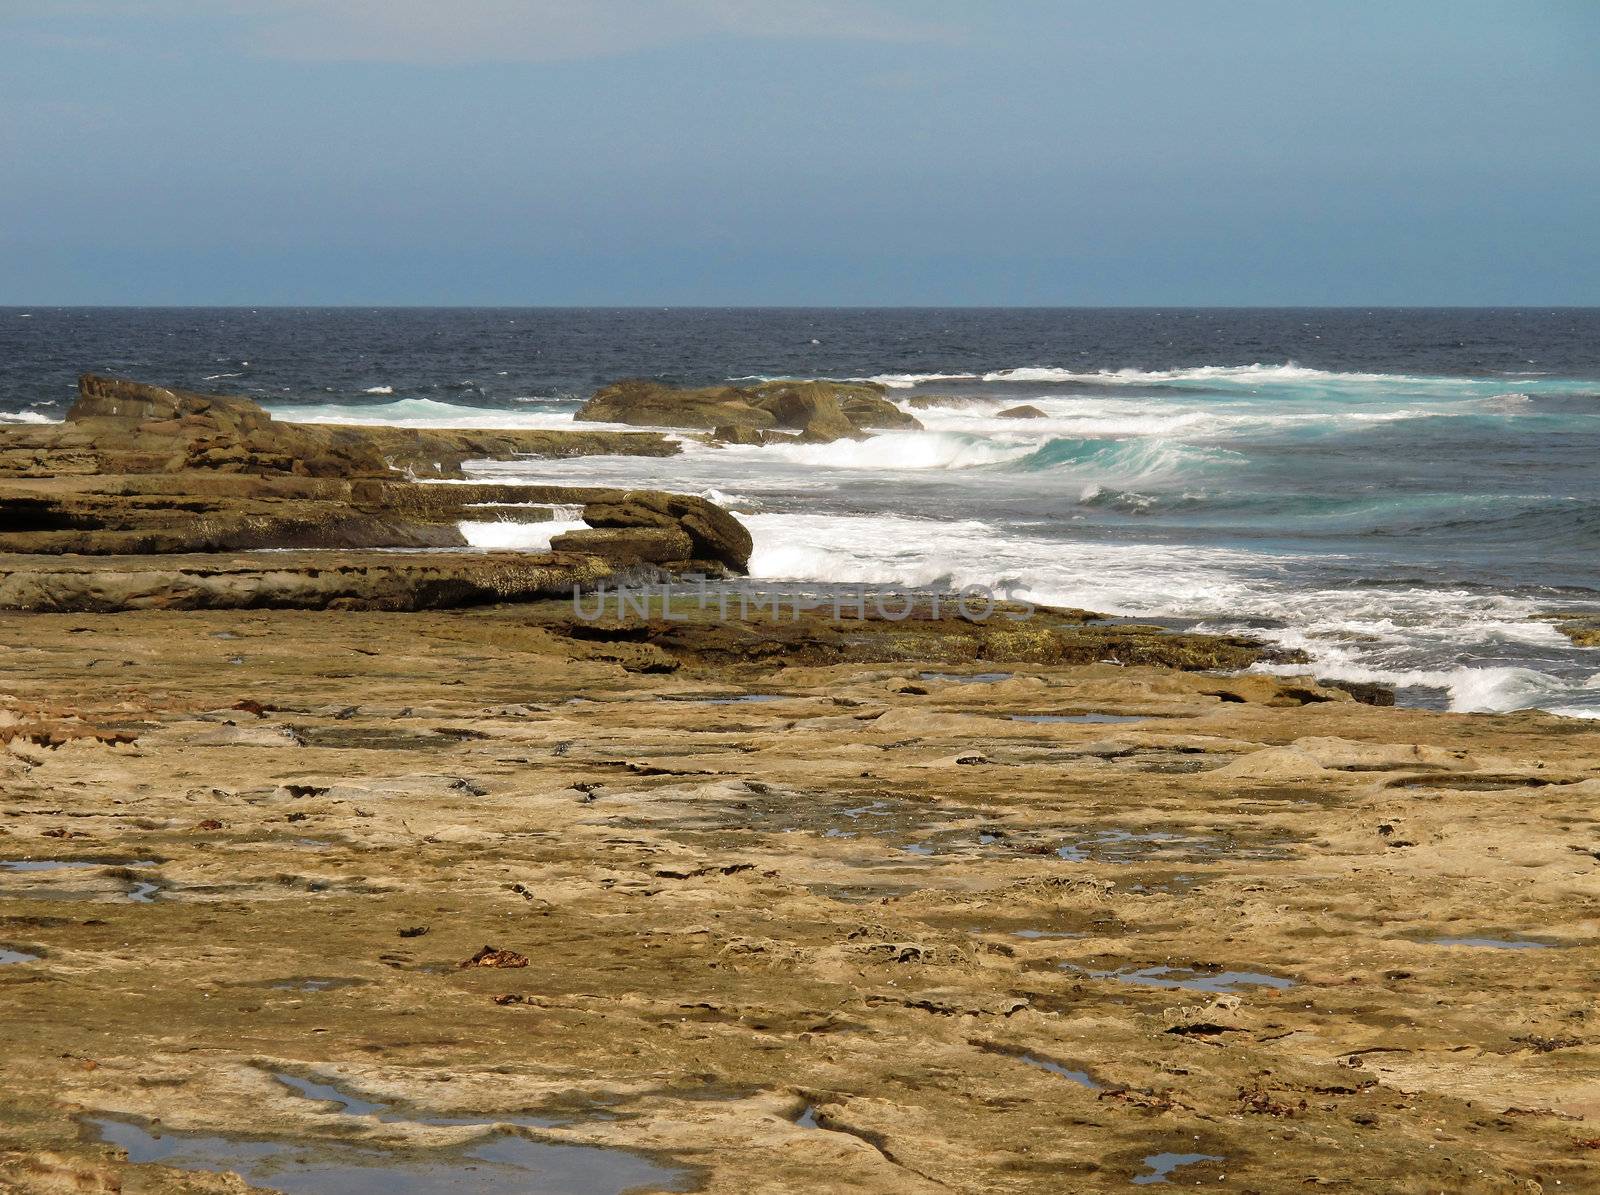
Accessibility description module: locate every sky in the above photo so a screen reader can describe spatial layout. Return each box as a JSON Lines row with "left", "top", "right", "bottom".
{"left": 2, "top": 0, "right": 1597, "bottom": 306}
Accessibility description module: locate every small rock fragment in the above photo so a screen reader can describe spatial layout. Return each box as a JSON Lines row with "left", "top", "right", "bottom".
{"left": 460, "top": 945, "right": 529, "bottom": 969}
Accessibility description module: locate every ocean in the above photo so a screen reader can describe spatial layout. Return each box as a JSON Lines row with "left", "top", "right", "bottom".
{"left": 3, "top": 306, "right": 1598, "bottom": 717}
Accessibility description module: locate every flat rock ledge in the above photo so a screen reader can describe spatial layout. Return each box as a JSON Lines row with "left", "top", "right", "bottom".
{"left": 0, "top": 551, "right": 644, "bottom": 613}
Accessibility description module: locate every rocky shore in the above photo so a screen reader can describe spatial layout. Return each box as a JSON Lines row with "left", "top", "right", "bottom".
{"left": 0, "top": 376, "right": 749, "bottom": 610}
{"left": 0, "top": 375, "right": 1596, "bottom": 1193}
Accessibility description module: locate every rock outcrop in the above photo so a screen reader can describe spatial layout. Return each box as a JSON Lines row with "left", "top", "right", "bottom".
{"left": 3, "top": 375, "right": 677, "bottom": 482}
{"left": 996, "top": 404, "right": 1047, "bottom": 419}
{"left": 0, "top": 375, "right": 753, "bottom": 610}
{"left": 576, "top": 378, "right": 920, "bottom": 441}
{"left": 1542, "top": 611, "right": 1600, "bottom": 647}
{"left": 579, "top": 491, "right": 753, "bottom": 573}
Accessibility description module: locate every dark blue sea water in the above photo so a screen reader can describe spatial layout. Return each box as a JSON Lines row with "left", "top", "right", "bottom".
{"left": 4, "top": 307, "right": 1598, "bottom": 715}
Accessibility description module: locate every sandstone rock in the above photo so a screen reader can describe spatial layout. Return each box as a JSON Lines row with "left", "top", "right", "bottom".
{"left": 2, "top": 376, "right": 680, "bottom": 484}
{"left": 526, "top": 596, "right": 1298, "bottom": 672}
{"left": 69, "top": 374, "right": 394, "bottom": 478}
{"left": 576, "top": 378, "right": 920, "bottom": 435}
{"left": 548, "top": 527, "right": 696, "bottom": 565}
{"left": 1541, "top": 612, "right": 1600, "bottom": 647}
{"left": 578, "top": 379, "right": 778, "bottom": 431}
{"left": 711, "top": 425, "right": 766, "bottom": 445}
{"left": 769, "top": 387, "right": 863, "bottom": 444}
{"left": 0, "top": 550, "right": 629, "bottom": 613}
{"left": 0, "top": 377, "right": 753, "bottom": 605}
{"left": 996, "top": 404, "right": 1047, "bottom": 419}
{"left": 581, "top": 492, "right": 753, "bottom": 573}
{"left": 1321, "top": 679, "right": 1397, "bottom": 706}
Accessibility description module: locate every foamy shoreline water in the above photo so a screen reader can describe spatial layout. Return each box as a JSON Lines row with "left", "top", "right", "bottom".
{"left": 266, "top": 359, "right": 1600, "bottom": 719}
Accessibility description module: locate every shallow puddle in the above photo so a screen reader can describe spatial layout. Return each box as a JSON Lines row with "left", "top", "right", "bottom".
{"left": 268, "top": 978, "right": 369, "bottom": 993}
{"left": 0, "top": 859, "right": 157, "bottom": 872}
{"left": 1013, "top": 929, "right": 1086, "bottom": 940}
{"left": 1014, "top": 1054, "right": 1102, "bottom": 1089}
{"left": 1392, "top": 774, "right": 1559, "bottom": 791}
{"left": 0, "top": 859, "right": 163, "bottom": 902}
{"left": 296, "top": 727, "right": 459, "bottom": 751}
{"left": 919, "top": 671, "right": 1013, "bottom": 684}
{"left": 1120, "top": 873, "right": 1206, "bottom": 896}
{"left": 277, "top": 1073, "right": 559, "bottom": 1129}
{"left": 1052, "top": 828, "right": 1291, "bottom": 865}
{"left": 0, "top": 947, "right": 40, "bottom": 965}
{"left": 1133, "top": 1152, "right": 1226, "bottom": 1185}
{"left": 87, "top": 1113, "right": 691, "bottom": 1195}
{"left": 1422, "top": 935, "right": 1554, "bottom": 950}
{"left": 659, "top": 693, "right": 788, "bottom": 704}
{"left": 808, "top": 882, "right": 918, "bottom": 904}
{"left": 1055, "top": 830, "right": 1199, "bottom": 863}
{"left": 1067, "top": 963, "right": 1294, "bottom": 993}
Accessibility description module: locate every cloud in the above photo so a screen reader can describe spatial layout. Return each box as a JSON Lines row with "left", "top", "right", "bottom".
{"left": 239, "top": 0, "right": 956, "bottom": 64}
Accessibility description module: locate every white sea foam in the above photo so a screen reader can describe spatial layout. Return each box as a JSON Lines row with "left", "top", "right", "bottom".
{"left": 750, "top": 431, "right": 1034, "bottom": 471}
{"left": 457, "top": 518, "right": 586, "bottom": 551}
{"left": 739, "top": 509, "right": 1595, "bottom": 715}
{"left": 1479, "top": 391, "right": 1532, "bottom": 411}
{"left": 728, "top": 372, "right": 982, "bottom": 389}
{"left": 362, "top": 385, "right": 395, "bottom": 395}
{"left": 982, "top": 362, "right": 1441, "bottom": 386}
{"left": 857, "top": 372, "right": 983, "bottom": 388}
{"left": 0, "top": 411, "right": 54, "bottom": 425}
{"left": 272, "top": 398, "right": 598, "bottom": 431}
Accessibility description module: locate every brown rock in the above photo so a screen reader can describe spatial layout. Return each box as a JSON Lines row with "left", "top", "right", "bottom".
{"left": 768, "top": 386, "right": 863, "bottom": 444}
{"left": 578, "top": 379, "right": 778, "bottom": 431}
{"left": 576, "top": 378, "right": 920, "bottom": 435}
{"left": 581, "top": 492, "right": 752, "bottom": 574}
{"left": 996, "top": 404, "right": 1047, "bottom": 419}
{"left": 0, "top": 550, "right": 627, "bottom": 613}
{"left": 711, "top": 425, "right": 766, "bottom": 445}
{"left": 460, "top": 945, "right": 529, "bottom": 969}
{"left": 548, "top": 527, "right": 695, "bottom": 565}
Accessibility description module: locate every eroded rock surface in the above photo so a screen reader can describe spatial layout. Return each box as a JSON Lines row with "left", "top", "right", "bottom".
{"left": 0, "top": 602, "right": 1595, "bottom": 1193}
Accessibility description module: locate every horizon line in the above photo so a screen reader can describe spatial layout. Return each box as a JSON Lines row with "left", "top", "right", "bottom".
{"left": 5, "top": 303, "right": 1600, "bottom": 312}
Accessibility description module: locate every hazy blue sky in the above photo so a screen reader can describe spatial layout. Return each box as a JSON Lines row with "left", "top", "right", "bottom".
{"left": 3, "top": 1, "right": 1597, "bottom": 305}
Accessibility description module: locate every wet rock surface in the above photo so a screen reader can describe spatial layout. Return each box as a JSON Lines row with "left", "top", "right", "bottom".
{"left": 0, "top": 602, "right": 1596, "bottom": 1192}
{"left": 1543, "top": 611, "right": 1600, "bottom": 648}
